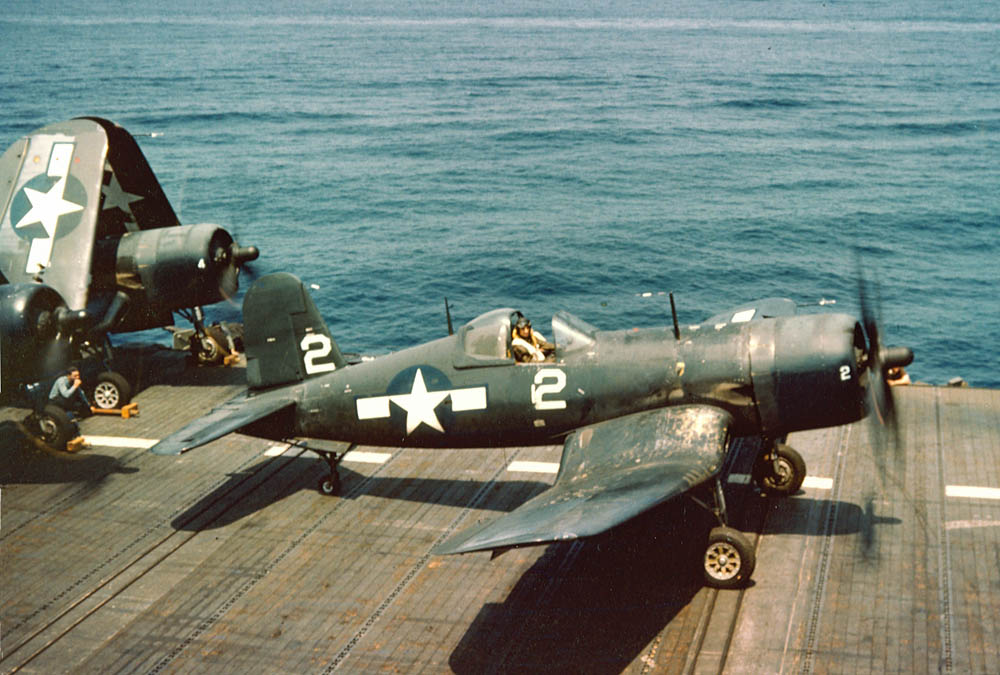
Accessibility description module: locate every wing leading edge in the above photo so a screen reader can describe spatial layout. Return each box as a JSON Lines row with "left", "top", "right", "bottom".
{"left": 433, "top": 405, "right": 733, "bottom": 556}
{"left": 149, "top": 390, "right": 296, "bottom": 455}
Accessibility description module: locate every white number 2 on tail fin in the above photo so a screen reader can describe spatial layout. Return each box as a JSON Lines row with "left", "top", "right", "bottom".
{"left": 301, "top": 334, "right": 338, "bottom": 374}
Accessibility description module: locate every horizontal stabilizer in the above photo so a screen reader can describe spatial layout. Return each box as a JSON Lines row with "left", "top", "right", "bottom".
{"left": 433, "top": 405, "right": 733, "bottom": 555}
{"left": 149, "top": 390, "right": 296, "bottom": 455}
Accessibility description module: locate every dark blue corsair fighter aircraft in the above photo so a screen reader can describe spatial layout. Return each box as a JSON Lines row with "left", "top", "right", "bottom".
{"left": 151, "top": 272, "right": 912, "bottom": 588}
{"left": 0, "top": 118, "right": 258, "bottom": 447}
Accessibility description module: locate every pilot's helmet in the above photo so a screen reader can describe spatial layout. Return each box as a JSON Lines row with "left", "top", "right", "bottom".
{"left": 515, "top": 315, "right": 531, "bottom": 330}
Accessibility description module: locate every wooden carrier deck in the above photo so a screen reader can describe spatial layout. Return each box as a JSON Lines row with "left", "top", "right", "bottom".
{"left": 2, "top": 353, "right": 998, "bottom": 673}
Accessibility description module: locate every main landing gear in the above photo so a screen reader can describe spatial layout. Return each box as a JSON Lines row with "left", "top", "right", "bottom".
{"left": 28, "top": 404, "right": 76, "bottom": 450}
{"left": 691, "top": 438, "right": 807, "bottom": 589}
{"left": 690, "top": 477, "right": 756, "bottom": 589}
{"left": 752, "top": 439, "right": 806, "bottom": 497}
{"left": 90, "top": 370, "right": 132, "bottom": 411}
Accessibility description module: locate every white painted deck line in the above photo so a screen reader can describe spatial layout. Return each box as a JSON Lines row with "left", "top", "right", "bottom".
{"left": 727, "top": 474, "right": 833, "bottom": 490}
{"left": 945, "top": 519, "right": 1000, "bottom": 530}
{"left": 83, "top": 436, "right": 158, "bottom": 449}
{"left": 507, "top": 460, "right": 560, "bottom": 474}
{"left": 945, "top": 485, "right": 1000, "bottom": 500}
{"left": 802, "top": 476, "right": 834, "bottom": 490}
{"left": 342, "top": 451, "right": 392, "bottom": 465}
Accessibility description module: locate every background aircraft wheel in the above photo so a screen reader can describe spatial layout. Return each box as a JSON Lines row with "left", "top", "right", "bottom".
{"left": 35, "top": 404, "right": 75, "bottom": 450}
{"left": 752, "top": 443, "right": 806, "bottom": 497}
{"left": 196, "top": 336, "right": 222, "bottom": 365}
{"left": 318, "top": 475, "right": 341, "bottom": 496}
{"left": 703, "top": 526, "right": 755, "bottom": 589}
{"left": 91, "top": 371, "right": 132, "bottom": 410}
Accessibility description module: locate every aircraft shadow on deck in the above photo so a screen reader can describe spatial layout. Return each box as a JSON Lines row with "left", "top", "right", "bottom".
{"left": 169, "top": 452, "right": 901, "bottom": 545}
{"left": 450, "top": 500, "right": 710, "bottom": 673}
{"left": 170, "top": 455, "right": 554, "bottom": 532}
{"left": 448, "top": 489, "right": 903, "bottom": 673}
{"left": 0, "top": 421, "right": 138, "bottom": 485}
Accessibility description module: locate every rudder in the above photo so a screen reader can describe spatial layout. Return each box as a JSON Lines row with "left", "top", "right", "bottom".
{"left": 243, "top": 273, "right": 345, "bottom": 390}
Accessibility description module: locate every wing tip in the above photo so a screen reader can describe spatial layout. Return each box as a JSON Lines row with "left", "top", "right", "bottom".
{"left": 148, "top": 442, "right": 188, "bottom": 456}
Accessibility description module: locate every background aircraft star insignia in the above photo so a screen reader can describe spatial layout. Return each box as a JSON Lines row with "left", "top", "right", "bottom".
{"left": 101, "top": 170, "right": 143, "bottom": 217}
{"left": 14, "top": 175, "right": 85, "bottom": 237}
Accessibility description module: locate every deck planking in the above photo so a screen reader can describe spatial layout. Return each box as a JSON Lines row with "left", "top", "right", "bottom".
{"left": 2, "top": 357, "right": 998, "bottom": 674}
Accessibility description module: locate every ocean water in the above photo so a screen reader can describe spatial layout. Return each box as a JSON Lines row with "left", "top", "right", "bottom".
{"left": 3, "top": 1, "right": 998, "bottom": 387}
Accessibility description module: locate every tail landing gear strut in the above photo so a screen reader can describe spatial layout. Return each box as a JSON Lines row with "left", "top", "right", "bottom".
{"left": 311, "top": 443, "right": 355, "bottom": 496}
{"left": 275, "top": 440, "right": 354, "bottom": 496}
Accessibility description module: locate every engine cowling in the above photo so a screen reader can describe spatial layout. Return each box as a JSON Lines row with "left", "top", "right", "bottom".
{"left": 114, "top": 223, "right": 258, "bottom": 311}
{"left": 0, "top": 283, "right": 69, "bottom": 393}
{"left": 748, "top": 313, "right": 868, "bottom": 436}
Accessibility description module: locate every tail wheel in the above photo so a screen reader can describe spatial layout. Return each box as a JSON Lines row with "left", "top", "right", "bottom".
{"left": 36, "top": 403, "right": 75, "bottom": 450}
{"left": 752, "top": 442, "right": 806, "bottom": 497}
{"left": 318, "top": 474, "right": 341, "bottom": 496}
{"left": 703, "top": 526, "right": 755, "bottom": 589}
{"left": 92, "top": 371, "right": 132, "bottom": 410}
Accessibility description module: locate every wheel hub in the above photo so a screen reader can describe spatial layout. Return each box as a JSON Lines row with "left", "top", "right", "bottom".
{"left": 773, "top": 459, "right": 791, "bottom": 484}
{"left": 94, "top": 382, "right": 120, "bottom": 409}
{"left": 705, "top": 542, "right": 741, "bottom": 580}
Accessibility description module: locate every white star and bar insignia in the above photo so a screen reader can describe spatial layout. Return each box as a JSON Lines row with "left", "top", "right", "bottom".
{"left": 356, "top": 368, "right": 487, "bottom": 435}
{"left": 13, "top": 142, "right": 86, "bottom": 274}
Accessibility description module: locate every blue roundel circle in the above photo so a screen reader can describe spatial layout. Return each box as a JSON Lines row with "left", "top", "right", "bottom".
{"left": 9, "top": 173, "right": 88, "bottom": 241}
{"left": 385, "top": 365, "right": 457, "bottom": 434}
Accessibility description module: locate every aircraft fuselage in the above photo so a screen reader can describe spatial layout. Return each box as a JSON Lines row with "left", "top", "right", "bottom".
{"left": 284, "top": 311, "right": 867, "bottom": 449}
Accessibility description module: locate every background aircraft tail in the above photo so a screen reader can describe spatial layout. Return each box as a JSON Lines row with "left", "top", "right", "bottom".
{"left": 243, "top": 273, "right": 346, "bottom": 390}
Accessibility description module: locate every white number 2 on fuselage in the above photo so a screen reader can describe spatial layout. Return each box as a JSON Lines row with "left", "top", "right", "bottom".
{"left": 532, "top": 368, "right": 566, "bottom": 410}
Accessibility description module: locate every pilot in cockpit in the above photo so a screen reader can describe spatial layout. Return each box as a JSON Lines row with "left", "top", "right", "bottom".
{"left": 511, "top": 314, "right": 556, "bottom": 363}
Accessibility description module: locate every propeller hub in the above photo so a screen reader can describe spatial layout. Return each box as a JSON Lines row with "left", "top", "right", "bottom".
{"left": 881, "top": 346, "right": 914, "bottom": 370}
{"left": 54, "top": 307, "right": 90, "bottom": 332}
{"left": 232, "top": 245, "right": 260, "bottom": 265}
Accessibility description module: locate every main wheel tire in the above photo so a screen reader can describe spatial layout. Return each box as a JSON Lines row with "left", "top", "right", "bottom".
{"left": 91, "top": 371, "right": 132, "bottom": 410}
{"left": 36, "top": 404, "right": 75, "bottom": 450}
{"left": 752, "top": 443, "right": 806, "bottom": 497}
{"left": 318, "top": 475, "right": 341, "bottom": 496}
{"left": 703, "top": 526, "right": 755, "bottom": 589}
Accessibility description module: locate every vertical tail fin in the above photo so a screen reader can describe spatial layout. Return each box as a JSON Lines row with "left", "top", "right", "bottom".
{"left": 243, "top": 273, "right": 345, "bottom": 390}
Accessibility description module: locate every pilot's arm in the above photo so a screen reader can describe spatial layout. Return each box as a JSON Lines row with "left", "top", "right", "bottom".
{"left": 532, "top": 330, "right": 556, "bottom": 358}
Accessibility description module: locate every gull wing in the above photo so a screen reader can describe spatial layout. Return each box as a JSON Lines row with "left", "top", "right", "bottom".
{"left": 150, "top": 389, "right": 296, "bottom": 455}
{"left": 0, "top": 119, "right": 108, "bottom": 309}
{"left": 0, "top": 118, "right": 181, "bottom": 310}
{"left": 433, "top": 405, "right": 733, "bottom": 555}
